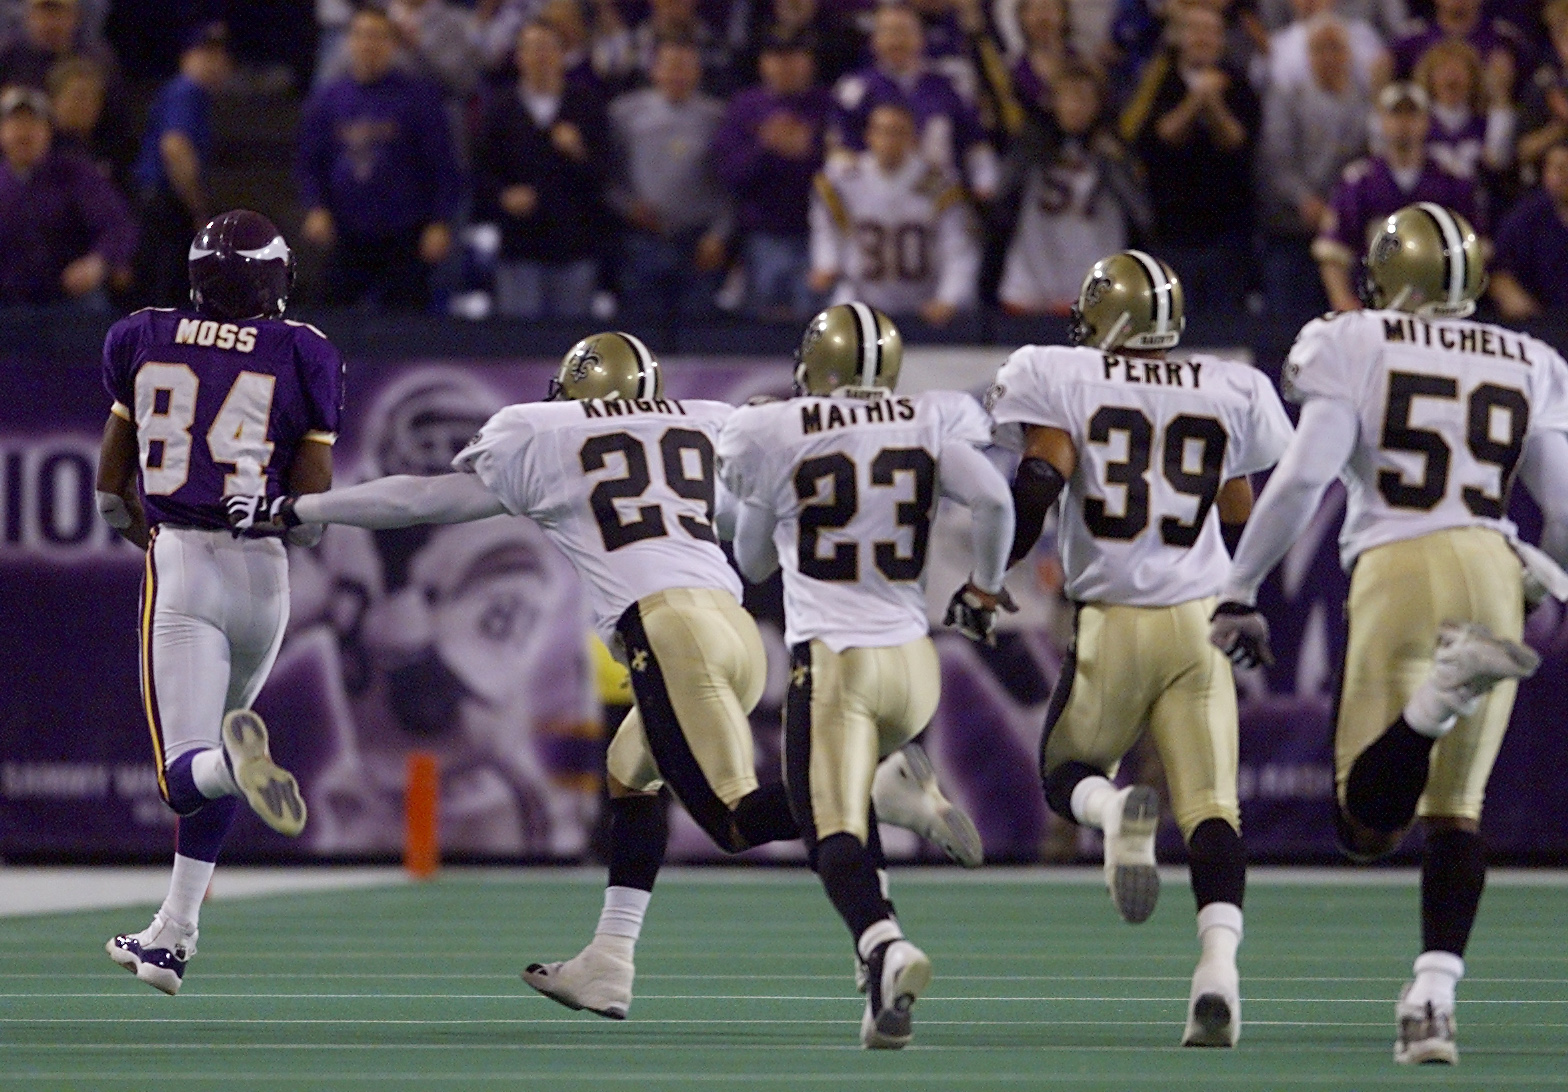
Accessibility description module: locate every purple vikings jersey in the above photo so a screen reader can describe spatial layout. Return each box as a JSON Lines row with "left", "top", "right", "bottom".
{"left": 102, "top": 307, "right": 344, "bottom": 531}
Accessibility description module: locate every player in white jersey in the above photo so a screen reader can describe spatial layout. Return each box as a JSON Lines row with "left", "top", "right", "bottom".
{"left": 227, "top": 331, "right": 979, "bottom": 1022}
{"left": 718, "top": 303, "right": 1013, "bottom": 1049}
{"left": 1210, "top": 204, "right": 1568, "bottom": 1065}
{"left": 809, "top": 103, "right": 980, "bottom": 325}
{"left": 989, "top": 251, "right": 1294, "bottom": 1048}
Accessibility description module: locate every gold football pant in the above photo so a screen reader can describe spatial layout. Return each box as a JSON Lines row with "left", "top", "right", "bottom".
{"left": 1041, "top": 597, "right": 1240, "bottom": 838}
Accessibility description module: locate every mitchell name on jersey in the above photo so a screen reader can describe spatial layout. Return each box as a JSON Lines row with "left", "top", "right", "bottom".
{"left": 453, "top": 397, "right": 742, "bottom": 644}
{"left": 1283, "top": 309, "right": 1568, "bottom": 569}
{"left": 718, "top": 388, "right": 990, "bottom": 651}
{"left": 990, "top": 344, "right": 1293, "bottom": 607}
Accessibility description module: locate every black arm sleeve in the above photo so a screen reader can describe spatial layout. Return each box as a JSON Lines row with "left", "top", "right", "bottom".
{"left": 1008, "top": 456, "right": 1067, "bottom": 567}
{"left": 1222, "top": 521, "right": 1244, "bottom": 556}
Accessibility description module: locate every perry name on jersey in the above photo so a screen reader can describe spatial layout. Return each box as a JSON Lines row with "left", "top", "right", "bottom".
{"left": 453, "top": 396, "right": 742, "bottom": 644}
{"left": 718, "top": 388, "right": 990, "bottom": 651}
{"left": 1283, "top": 308, "right": 1568, "bottom": 569}
{"left": 990, "top": 344, "right": 1293, "bottom": 607}
{"left": 102, "top": 306, "right": 343, "bottom": 532}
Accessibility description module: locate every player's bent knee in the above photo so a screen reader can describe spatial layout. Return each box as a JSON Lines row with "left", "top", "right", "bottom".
{"left": 1042, "top": 760, "right": 1105, "bottom": 821}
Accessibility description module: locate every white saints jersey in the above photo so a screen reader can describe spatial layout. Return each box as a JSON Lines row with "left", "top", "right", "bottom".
{"left": 453, "top": 397, "right": 742, "bottom": 644}
{"left": 1284, "top": 309, "right": 1568, "bottom": 569}
{"left": 991, "top": 345, "right": 1294, "bottom": 607}
{"left": 719, "top": 389, "right": 991, "bottom": 650}
{"left": 810, "top": 151, "right": 980, "bottom": 317}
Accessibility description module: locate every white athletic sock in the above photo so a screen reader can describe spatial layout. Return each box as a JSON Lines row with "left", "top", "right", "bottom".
{"left": 159, "top": 854, "right": 214, "bottom": 928}
{"left": 855, "top": 917, "right": 904, "bottom": 962}
{"left": 1403, "top": 682, "right": 1460, "bottom": 738}
{"left": 1408, "top": 950, "right": 1464, "bottom": 1011}
{"left": 595, "top": 886, "right": 651, "bottom": 945}
{"left": 1070, "top": 776, "right": 1117, "bottom": 829}
{"left": 191, "top": 747, "right": 239, "bottom": 798}
{"left": 1196, "top": 902, "right": 1243, "bottom": 964}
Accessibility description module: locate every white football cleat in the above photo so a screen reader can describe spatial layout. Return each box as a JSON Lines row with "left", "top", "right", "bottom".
{"left": 872, "top": 743, "right": 984, "bottom": 867}
{"left": 860, "top": 938, "right": 932, "bottom": 1049}
{"left": 1423, "top": 622, "right": 1540, "bottom": 723}
{"left": 1395, "top": 983, "right": 1458, "bottom": 1065}
{"left": 106, "top": 911, "right": 196, "bottom": 996}
{"left": 222, "top": 709, "right": 307, "bottom": 836}
{"left": 1182, "top": 959, "right": 1240, "bottom": 1047}
{"left": 522, "top": 942, "right": 635, "bottom": 1020}
{"left": 1102, "top": 785, "right": 1160, "bottom": 923}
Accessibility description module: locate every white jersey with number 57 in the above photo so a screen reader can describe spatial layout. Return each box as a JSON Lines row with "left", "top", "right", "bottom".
{"left": 1284, "top": 310, "right": 1568, "bottom": 569}
{"left": 990, "top": 345, "right": 1293, "bottom": 607}
{"left": 718, "top": 389, "right": 990, "bottom": 650}
{"left": 453, "top": 397, "right": 741, "bottom": 643}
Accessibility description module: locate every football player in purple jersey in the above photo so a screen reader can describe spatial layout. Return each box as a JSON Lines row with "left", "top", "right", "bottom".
{"left": 96, "top": 209, "right": 344, "bottom": 995}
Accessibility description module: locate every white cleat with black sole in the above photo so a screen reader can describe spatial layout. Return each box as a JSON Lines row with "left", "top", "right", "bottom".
{"left": 860, "top": 938, "right": 932, "bottom": 1049}
{"left": 1395, "top": 984, "right": 1458, "bottom": 1065}
{"left": 1424, "top": 622, "right": 1540, "bottom": 723}
{"left": 221, "top": 709, "right": 307, "bottom": 836}
{"left": 1182, "top": 961, "right": 1240, "bottom": 1047}
{"left": 872, "top": 743, "right": 984, "bottom": 867}
{"left": 1102, "top": 784, "right": 1160, "bottom": 923}
{"left": 522, "top": 943, "right": 635, "bottom": 1020}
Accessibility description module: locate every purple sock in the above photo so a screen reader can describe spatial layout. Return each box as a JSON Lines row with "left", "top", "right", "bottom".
{"left": 162, "top": 751, "right": 208, "bottom": 816}
{"left": 176, "top": 796, "right": 240, "bottom": 863}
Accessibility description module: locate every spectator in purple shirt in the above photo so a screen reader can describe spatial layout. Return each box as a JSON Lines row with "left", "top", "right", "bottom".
{"left": 713, "top": 26, "right": 831, "bottom": 319}
{"left": 832, "top": 3, "right": 998, "bottom": 198}
{"left": 0, "top": 84, "right": 134, "bottom": 309}
{"left": 1490, "top": 140, "right": 1568, "bottom": 317}
{"left": 474, "top": 19, "right": 608, "bottom": 319}
{"left": 297, "top": 6, "right": 462, "bottom": 310}
{"left": 1314, "top": 80, "right": 1480, "bottom": 310}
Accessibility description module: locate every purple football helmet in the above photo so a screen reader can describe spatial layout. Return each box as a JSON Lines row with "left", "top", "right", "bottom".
{"left": 188, "top": 209, "right": 293, "bottom": 321}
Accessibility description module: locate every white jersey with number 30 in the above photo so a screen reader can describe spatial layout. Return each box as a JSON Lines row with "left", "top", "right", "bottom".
{"left": 453, "top": 398, "right": 742, "bottom": 643}
{"left": 990, "top": 345, "right": 1294, "bottom": 607}
{"left": 718, "top": 389, "right": 991, "bottom": 650}
{"left": 1284, "top": 310, "right": 1568, "bottom": 568}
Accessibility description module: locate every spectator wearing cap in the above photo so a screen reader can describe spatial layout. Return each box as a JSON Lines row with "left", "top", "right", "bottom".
{"left": 606, "top": 35, "right": 731, "bottom": 318}
{"left": 1490, "top": 140, "right": 1568, "bottom": 318}
{"left": 473, "top": 19, "right": 609, "bottom": 319}
{"left": 297, "top": 6, "right": 463, "bottom": 310}
{"left": 0, "top": 85, "right": 135, "bottom": 309}
{"left": 1257, "top": 12, "right": 1369, "bottom": 322}
{"left": 831, "top": 4, "right": 998, "bottom": 199}
{"left": 1314, "top": 80, "right": 1479, "bottom": 311}
{"left": 712, "top": 26, "right": 831, "bottom": 319}
{"left": 1120, "top": 2, "right": 1260, "bottom": 313}
{"left": 131, "top": 21, "right": 231, "bottom": 309}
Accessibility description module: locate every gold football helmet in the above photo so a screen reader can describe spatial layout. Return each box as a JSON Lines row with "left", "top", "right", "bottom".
{"left": 548, "top": 332, "right": 663, "bottom": 401}
{"left": 1360, "top": 202, "right": 1485, "bottom": 318}
{"left": 1069, "top": 250, "right": 1185, "bottom": 351}
{"left": 794, "top": 302, "right": 903, "bottom": 396}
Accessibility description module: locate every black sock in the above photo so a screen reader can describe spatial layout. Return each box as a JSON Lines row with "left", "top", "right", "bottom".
{"left": 1422, "top": 828, "right": 1487, "bottom": 957}
{"left": 1345, "top": 717, "right": 1436, "bottom": 832}
{"left": 815, "top": 831, "right": 892, "bottom": 940}
{"left": 1042, "top": 760, "right": 1105, "bottom": 823}
{"left": 606, "top": 794, "right": 668, "bottom": 892}
{"left": 731, "top": 783, "right": 800, "bottom": 848}
{"left": 1187, "top": 818, "right": 1246, "bottom": 910}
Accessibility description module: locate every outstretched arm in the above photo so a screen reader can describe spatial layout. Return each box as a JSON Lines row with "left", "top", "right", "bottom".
{"left": 291, "top": 472, "right": 508, "bottom": 529}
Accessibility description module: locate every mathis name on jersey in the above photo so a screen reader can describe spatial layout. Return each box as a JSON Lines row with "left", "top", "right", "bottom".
{"left": 174, "top": 317, "right": 258, "bottom": 353}
{"left": 1102, "top": 354, "right": 1204, "bottom": 388}
{"left": 801, "top": 397, "right": 917, "bottom": 434}
{"left": 1382, "top": 317, "right": 1537, "bottom": 363}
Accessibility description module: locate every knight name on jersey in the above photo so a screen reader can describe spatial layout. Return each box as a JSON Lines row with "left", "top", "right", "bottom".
{"left": 173, "top": 318, "right": 257, "bottom": 353}
{"left": 1381, "top": 316, "right": 1538, "bottom": 363}
{"left": 579, "top": 398, "right": 690, "bottom": 419}
{"left": 800, "top": 396, "right": 918, "bottom": 434}
{"left": 1100, "top": 354, "right": 1205, "bottom": 388}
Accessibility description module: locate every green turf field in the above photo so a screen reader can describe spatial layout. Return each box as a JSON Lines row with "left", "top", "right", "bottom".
{"left": 2, "top": 870, "right": 1563, "bottom": 1091}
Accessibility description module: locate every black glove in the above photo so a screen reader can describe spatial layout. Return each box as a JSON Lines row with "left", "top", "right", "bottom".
{"left": 1209, "top": 600, "right": 1274, "bottom": 669}
{"left": 224, "top": 493, "right": 300, "bottom": 535}
{"left": 944, "top": 582, "right": 1019, "bottom": 646}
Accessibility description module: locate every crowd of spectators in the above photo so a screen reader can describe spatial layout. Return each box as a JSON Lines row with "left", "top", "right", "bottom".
{"left": 4, "top": 0, "right": 1568, "bottom": 329}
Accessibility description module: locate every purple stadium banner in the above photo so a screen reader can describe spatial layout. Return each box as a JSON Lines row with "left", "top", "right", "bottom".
{"left": 2, "top": 354, "right": 1565, "bottom": 863}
